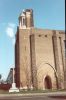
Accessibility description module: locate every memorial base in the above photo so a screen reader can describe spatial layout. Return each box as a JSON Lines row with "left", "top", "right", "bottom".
{"left": 9, "top": 83, "right": 19, "bottom": 92}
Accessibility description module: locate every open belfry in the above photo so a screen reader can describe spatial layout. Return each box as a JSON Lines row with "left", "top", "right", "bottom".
{"left": 15, "top": 9, "right": 66, "bottom": 90}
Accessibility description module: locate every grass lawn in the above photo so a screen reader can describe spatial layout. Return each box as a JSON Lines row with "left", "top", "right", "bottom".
{"left": 0, "top": 89, "right": 66, "bottom": 94}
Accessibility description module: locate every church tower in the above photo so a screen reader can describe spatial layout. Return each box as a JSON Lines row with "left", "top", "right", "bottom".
{"left": 19, "top": 9, "right": 34, "bottom": 29}
{"left": 15, "top": 9, "right": 34, "bottom": 89}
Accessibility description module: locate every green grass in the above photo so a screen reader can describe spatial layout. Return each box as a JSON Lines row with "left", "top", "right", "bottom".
{"left": 0, "top": 89, "right": 66, "bottom": 94}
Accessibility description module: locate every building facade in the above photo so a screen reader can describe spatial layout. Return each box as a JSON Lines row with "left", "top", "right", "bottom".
{"left": 15, "top": 9, "right": 66, "bottom": 90}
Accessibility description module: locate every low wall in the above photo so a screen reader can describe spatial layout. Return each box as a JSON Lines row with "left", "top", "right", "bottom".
{"left": 0, "top": 83, "right": 11, "bottom": 90}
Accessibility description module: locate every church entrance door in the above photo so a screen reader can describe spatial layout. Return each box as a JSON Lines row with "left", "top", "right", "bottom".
{"left": 44, "top": 76, "right": 52, "bottom": 89}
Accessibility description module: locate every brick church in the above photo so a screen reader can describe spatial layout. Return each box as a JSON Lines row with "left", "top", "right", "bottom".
{"left": 15, "top": 9, "right": 66, "bottom": 90}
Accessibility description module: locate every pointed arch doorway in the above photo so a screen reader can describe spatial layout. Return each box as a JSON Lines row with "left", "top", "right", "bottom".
{"left": 44, "top": 75, "right": 52, "bottom": 89}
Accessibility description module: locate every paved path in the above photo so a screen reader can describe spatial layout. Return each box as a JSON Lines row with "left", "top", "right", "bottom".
{"left": 0, "top": 95, "right": 66, "bottom": 100}
{"left": 0, "top": 92, "right": 66, "bottom": 100}
{"left": 0, "top": 95, "right": 49, "bottom": 100}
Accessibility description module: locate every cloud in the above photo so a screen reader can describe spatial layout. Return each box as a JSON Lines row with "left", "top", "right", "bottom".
{"left": 6, "top": 23, "right": 15, "bottom": 38}
{"left": 6, "top": 27, "right": 14, "bottom": 38}
{"left": 6, "top": 23, "right": 16, "bottom": 45}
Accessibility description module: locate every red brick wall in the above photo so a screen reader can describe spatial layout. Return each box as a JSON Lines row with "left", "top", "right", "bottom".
{"left": 0, "top": 83, "right": 11, "bottom": 90}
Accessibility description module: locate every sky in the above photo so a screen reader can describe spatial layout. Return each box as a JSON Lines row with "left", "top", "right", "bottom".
{"left": 0, "top": 0, "right": 65, "bottom": 80}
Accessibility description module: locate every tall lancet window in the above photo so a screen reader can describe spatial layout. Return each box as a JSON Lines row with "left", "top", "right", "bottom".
{"left": 22, "top": 17, "right": 25, "bottom": 26}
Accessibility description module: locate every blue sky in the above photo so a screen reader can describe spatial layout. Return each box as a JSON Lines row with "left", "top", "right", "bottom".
{"left": 0, "top": 0, "right": 65, "bottom": 80}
